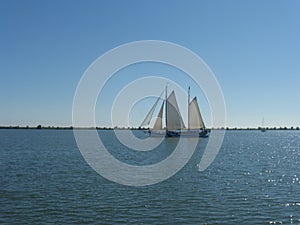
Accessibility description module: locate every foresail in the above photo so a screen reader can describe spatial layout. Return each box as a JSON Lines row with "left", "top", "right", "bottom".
{"left": 153, "top": 101, "right": 164, "bottom": 130}
{"left": 189, "top": 97, "right": 205, "bottom": 129}
{"left": 140, "top": 96, "right": 161, "bottom": 127}
{"left": 167, "top": 91, "right": 185, "bottom": 130}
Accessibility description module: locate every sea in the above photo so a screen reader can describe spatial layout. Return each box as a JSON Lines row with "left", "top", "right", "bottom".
{"left": 1, "top": 129, "right": 300, "bottom": 224}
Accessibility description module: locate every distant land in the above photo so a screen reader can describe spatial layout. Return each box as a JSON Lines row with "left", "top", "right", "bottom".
{"left": 0, "top": 125, "right": 299, "bottom": 131}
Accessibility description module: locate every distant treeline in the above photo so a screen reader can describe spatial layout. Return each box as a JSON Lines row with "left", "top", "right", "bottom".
{"left": 0, "top": 125, "right": 299, "bottom": 130}
{"left": 224, "top": 127, "right": 300, "bottom": 130}
{"left": 0, "top": 125, "right": 146, "bottom": 130}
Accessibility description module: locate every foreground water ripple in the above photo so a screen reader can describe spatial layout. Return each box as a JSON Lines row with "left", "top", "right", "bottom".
{"left": 1, "top": 129, "right": 300, "bottom": 224}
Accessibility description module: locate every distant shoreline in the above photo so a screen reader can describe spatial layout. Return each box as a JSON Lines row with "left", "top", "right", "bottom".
{"left": 0, "top": 125, "right": 299, "bottom": 131}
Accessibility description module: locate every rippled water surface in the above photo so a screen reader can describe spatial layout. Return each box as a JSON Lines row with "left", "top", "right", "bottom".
{"left": 1, "top": 130, "right": 300, "bottom": 224}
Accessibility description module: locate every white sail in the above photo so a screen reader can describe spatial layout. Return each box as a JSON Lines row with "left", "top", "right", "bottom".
{"left": 189, "top": 97, "right": 205, "bottom": 129}
{"left": 140, "top": 96, "right": 161, "bottom": 127}
{"left": 153, "top": 101, "right": 164, "bottom": 130}
{"left": 166, "top": 91, "right": 185, "bottom": 130}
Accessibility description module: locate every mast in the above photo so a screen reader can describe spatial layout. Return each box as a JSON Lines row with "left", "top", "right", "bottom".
{"left": 188, "top": 86, "right": 190, "bottom": 130}
{"left": 165, "top": 84, "right": 168, "bottom": 136}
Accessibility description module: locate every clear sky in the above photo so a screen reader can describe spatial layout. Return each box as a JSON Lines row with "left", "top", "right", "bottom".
{"left": 1, "top": 0, "right": 300, "bottom": 128}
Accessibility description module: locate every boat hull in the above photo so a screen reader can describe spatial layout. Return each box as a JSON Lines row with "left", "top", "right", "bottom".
{"left": 147, "top": 129, "right": 209, "bottom": 138}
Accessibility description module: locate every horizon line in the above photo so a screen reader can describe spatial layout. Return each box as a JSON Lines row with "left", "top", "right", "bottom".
{"left": 1, "top": 125, "right": 300, "bottom": 131}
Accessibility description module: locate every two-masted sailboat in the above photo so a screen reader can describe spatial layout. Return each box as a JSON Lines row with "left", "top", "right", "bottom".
{"left": 141, "top": 86, "right": 209, "bottom": 138}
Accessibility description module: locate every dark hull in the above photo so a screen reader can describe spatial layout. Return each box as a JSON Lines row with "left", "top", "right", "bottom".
{"left": 148, "top": 130, "right": 209, "bottom": 138}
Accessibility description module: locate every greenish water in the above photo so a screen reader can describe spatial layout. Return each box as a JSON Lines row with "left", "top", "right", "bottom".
{"left": 1, "top": 130, "right": 300, "bottom": 224}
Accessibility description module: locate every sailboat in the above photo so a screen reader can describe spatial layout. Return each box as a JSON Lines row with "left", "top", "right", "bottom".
{"left": 261, "top": 117, "right": 266, "bottom": 132}
{"left": 141, "top": 86, "right": 209, "bottom": 138}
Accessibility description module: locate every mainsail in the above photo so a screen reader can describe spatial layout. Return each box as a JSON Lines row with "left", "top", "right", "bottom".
{"left": 153, "top": 101, "right": 164, "bottom": 130}
{"left": 166, "top": 91, "right": 185, "bottom": 130}
{"left": 189, "top": 97, "right": 205, "bottom": 129}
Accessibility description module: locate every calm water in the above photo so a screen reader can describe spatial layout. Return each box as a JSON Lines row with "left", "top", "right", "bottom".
{"left": 1, "top": 129, "right": 300, "bottom": 224}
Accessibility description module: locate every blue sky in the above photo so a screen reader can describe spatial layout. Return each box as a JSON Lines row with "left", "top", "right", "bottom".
{"left": 1, "top": 0, "right": 300, "bottom": 128}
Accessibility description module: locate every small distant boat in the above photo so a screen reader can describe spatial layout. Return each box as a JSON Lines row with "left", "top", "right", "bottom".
{"left": 261, "top": 117, "right": 266, "bottom": 132}
{"left": 141, "top": 86, "right": 209, "bottom": 138}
